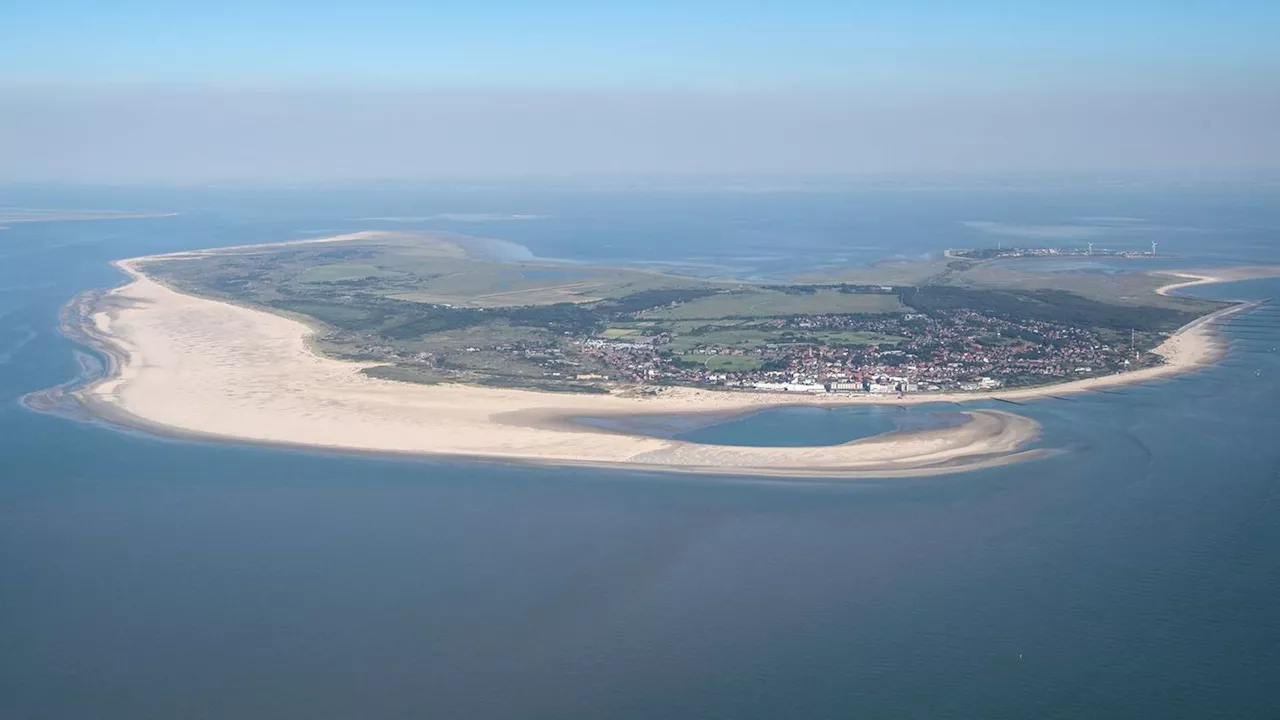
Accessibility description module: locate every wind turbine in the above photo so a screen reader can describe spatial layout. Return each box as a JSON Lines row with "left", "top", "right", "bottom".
{"left": 1150, "top": 241, "right": 1158, "bottom": 256}
{"left": 1087, "top": 242, "right": 1094, "bottom": 256}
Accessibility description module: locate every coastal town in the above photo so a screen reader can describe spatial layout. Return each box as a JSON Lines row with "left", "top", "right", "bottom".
{"left": 574, "top": 308, "right": 1146, "bottom": 394}
{"left": 328, "top": 278, "right": 1181, "bottom": 396}
{"left": 145, "top": 234, "right": 1218, "bottom": 398}
{"left": 948, "top": 243, "right": 1160, "bottom": 260}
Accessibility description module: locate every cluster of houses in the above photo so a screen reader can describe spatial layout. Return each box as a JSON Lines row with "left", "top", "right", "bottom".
{"left": 354, "top": 301, "right": 1143, "bottom": 395}
{"left": 746, "top": 375, "right": 1003, "bottom": 395}
{"left": 577, "top": 308, "right": 1138, "bottom": 393}
{"left": 950, "top": 246, "right": 1157, "bottom": 260}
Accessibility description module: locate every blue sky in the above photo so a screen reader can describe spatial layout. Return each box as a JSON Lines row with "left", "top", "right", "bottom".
{"left": 1, "top": 1, "right": 1277, "bottom": 180}
{"left": 3, "top": 0, "right": 1277, "bottom": 90}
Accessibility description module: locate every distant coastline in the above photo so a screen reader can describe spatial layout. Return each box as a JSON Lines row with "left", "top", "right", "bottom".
{"left": 0, "top": 209, "right": 178, "bottom": 231}
{"left": 27, "top": 237, "right": 1269, "bottom": 478}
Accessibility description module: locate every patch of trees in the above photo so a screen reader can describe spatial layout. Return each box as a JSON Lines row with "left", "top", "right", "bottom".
{"left": 379, "top": 308, "right": 489, "bottom": 338}
{"left": 270, "top": 298, "right": 489, "bottom": 337}
{"left": 272, "top": 295, "right": 610, "bottom": 339}
{"left": 604, "top": 288, "right": 720, "bottom": 314}
{"left": 762, "top": 283, "right": 895, "bottom": 295}
{"left": 209, "top": 273, "right": 267, "bottom": 294}
{"left": 476, "top": 377, "right": 609, "bottom": 394}
{"left": 269, "top": 300, "right": 389, "bottom": 330}
{"left": 897, "top": 286, "right": 1194, "bottom": 332}
{"left": 309, "top": 248, "right": 378, "bottom": 261}
{"left": 499, "top": 303, "right": 603, "bottom": 335}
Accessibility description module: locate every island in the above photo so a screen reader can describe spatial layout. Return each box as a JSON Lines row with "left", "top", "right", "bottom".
{"left": 38, "top": 230, "right": 1271, "bottom": 478}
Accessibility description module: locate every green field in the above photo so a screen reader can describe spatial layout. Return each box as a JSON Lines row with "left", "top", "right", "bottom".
{"left": 599, "top": 327, "right": 638, "bottom": 339}
{"left": 667, "top": 329, "right": 780, "bottom": 351}
{"left": 643, "top": 288, "right": 903, "bottom": 319}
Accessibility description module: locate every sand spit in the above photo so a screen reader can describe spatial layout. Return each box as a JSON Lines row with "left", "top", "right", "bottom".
{"left": 53, "top": 243, "right": 1264, "bottom": 478}
{"left": 1155, "top": 266, "right": 1280, "bottom": 297}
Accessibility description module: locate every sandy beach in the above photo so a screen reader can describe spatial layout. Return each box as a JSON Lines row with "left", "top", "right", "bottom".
{"left": 55, "top": 247, "right": 1263, "bottom": 478}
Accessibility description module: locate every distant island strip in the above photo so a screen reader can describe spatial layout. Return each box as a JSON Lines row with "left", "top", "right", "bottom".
{"left": 0, "top": 209, "right": 177, "bottom": 230}
{"left": 31, "top": 232, "right": 1271, "bottom": 477}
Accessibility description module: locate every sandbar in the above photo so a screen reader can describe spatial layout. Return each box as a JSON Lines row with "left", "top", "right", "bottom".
{"left": 1155, "top": 267, "right": 1280, "bottom": 297}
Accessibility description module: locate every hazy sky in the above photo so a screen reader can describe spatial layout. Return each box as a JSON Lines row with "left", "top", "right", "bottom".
{"left": 1, "top": 1, "right": 1277, "bottom": 181}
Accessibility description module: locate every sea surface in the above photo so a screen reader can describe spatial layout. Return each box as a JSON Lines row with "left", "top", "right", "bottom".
{"left": 2, "top": 184, "right": 1279, "bottom": 718}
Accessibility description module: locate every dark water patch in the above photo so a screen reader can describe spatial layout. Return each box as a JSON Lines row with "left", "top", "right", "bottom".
{"left": 575, "top": 404, "right": 968, "bottom": 447}
{"left": 571, "top": 410, "right": 744, "bottom": 437}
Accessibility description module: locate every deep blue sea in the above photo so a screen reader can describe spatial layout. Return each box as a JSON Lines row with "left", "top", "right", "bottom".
{"left": 2, "top": 184, "right": 1279, "bottom": 719}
